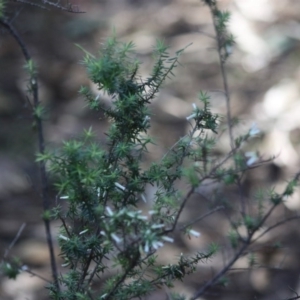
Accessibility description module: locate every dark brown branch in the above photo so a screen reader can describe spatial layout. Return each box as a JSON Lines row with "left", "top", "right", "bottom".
{"left": 251, "top": 215, "right": 300, "bottom": 244}
{"left": 180, "top": 205, "right": 224, "bottom": 231}
{"left": 285, "top": 296, "right": 300, "bottom": 300}
{"left": 163, "top": 187, "right": 195, "bottom": 235}
{"left": 190, "top": 240, "right": 250, "bottom": 300}
{"left": 0, "top": 18, "right": 60, "bottom": 293}
{"left": 190, "top": 196, "right": 281, "bottom": 299}
{"left": 3, "top": 223, "right": 26, "bottom": 259}
{"left": 21, "top": 265, "right": 52, "bottom": 283}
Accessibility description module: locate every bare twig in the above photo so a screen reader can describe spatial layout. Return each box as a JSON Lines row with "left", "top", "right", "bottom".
{"left": 286, "top": 287, "right": 300, "bottom": 300}
{"left": 285, "top": 295, "right": 300, "bottom": 300}
{"left": 190, "top": 168, "right": 300, "bottom": 299}
{"left": 12, "top": 0, "right": 84, "bottom": 13}
{"left": 190, "top": 239, "right": 250, "bottom": 300}
{"left": 3, "top": 223, "right": 26, "bottom": 259}
{"left": 208, "top": 4, "right": 234, "bottom": 150}
{"left": 164, "top": 187, "right": 196, "bottom": 234}
{"left": 180, "top": 205, "right": 224, "bottom": 231}
{"left": 21, "top": 265, "right": 52, "bottom": 283}
{"left": 190, "top": 203, "right": 278, "bottom": 299}
{"left": 251, "top": 215, "right": 300, "bottom": 244}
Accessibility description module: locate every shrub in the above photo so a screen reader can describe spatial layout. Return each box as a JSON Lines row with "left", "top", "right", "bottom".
{"left": 1, "top": 1, "right": 300, "bottom": 300}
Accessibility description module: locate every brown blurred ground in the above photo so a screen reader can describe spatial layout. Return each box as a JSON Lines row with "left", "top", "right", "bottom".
{"left": 1, "top": 0, "right": 300, "bottom": 299}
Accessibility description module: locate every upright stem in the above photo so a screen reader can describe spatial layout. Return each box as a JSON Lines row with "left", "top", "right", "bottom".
{"left": 208, "top": 2, "right": 248, "bottom": 219}
{"left": 0, "top": 18, "right": 60, "bottom": 292}
{"left": 209, "top": 4, "right": 234, "bottom": 150}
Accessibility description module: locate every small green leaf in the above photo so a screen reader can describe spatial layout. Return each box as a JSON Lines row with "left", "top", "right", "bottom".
{"left": 1, "top": 262, "right": 20, "bottom": 280}
{"left": 183, "top": 167, "right": 199, "bottom": 188}
{"left": 42, "top": 210, "right": 52, "bottom": 221}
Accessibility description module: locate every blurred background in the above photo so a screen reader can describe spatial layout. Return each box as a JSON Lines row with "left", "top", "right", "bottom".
{"left": 1, "top": 0, "right": 300, "bottom": 299}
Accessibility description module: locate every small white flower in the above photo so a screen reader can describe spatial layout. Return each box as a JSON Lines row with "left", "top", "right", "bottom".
{"left": 249, "top": 123, "right": 260, "bottom": 137}
{"left": 245, "top": 152, "right": 258, "bottom": 166}
{"left": 111, "top": 233, "right": 122, "bottom": 244}
{"left": 60, "top": 195, "right": 69, "bottom": 200}
{"left": 143, "top": 116, "right": 151, "bottom": 125}
{"left": 126, "top": 211, "right": 135, "bottom": 218}
{"left": 151, "top": 224, "right": 165, "bottom": 229}
{"left": 79, "top": 229, "right": 89, "bottom": 235}
{"left": 161, "top": 236, "right": 174, "bottom": 243}
{"left": 226, "top": 44, "right": 233, "bottom": 55}
{"left": 141, "top": 194, "right": 147, "bottom": 203}
{"left": 145, "top": 229, "right": 151, "bottom": 235}
{"left": 59, "top": 234, "right": 70, "bottom": 241}
{"left": 152, "top": 240, "right": 164, "bottom": 249}
{"left": 186, "top": 113, "right": 197, "bottom": 121}
{"left": 115, "top": 182, "right": 126, "bottom": 191}
{"left": 61, "top": 262, "right": 70, "bottom": 268}
{"left": 21, "top": 265, "right": 29, "bottom": 271}
{"left": 106, "top": 206, "right": 114, "bottom": 216}
{"left": 144, "top": 241, "right": 149, "bottom": 253}
{"left": 188, "top": 229, "right": 201, "bottom": 238}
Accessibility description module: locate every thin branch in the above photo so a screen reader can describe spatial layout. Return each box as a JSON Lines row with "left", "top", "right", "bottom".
{"left": 76, "top": 249, "right": 95, "bottom": 292}
{"left": 190, "top": 174, "right": 300, "bottom": 300}
{"left": 41, "top": 0, "right": 83, "bottom": 13}
{"left": 105, "top": 251, "right": 141, "bottom": 300}
{"left": 2, "top": 224, "right": 51, "bottom": 285}
{"left": 229, "top": 266, "right": 282, "bottom": 272}
{"left": 286, "top": 287, "right": 300, "bottom": 300}
{"left": 208, "top": 5, "right": 234, "bottom": 150}
{"left": 0, "top": 19, "right": 30, "bottom": 60}
{"left": 12, "top": 0, "right": 84, "bottom": 13}
{"left": 163, "top": 187, "right": 195, "bottom": 235}
{"left": 251, "top": 215, "right": 300, "bottom": 244}
{"left": 285, "top": 296, "right": 300, "bottom": 300}
{"left": 190, "top": 200, "right": 279, "bottom": 299}
{"left": 190, "top": 239, "right": 250, "bottom": 300}
{"left": 180, "top": 205, "right": 224, "bottom": 231}
{"left": 21, "top": 266, "right": 52, "bottom": 283}
{"left": 197, "top": 29, "right": 216, "bottom": 39}
{"left": 3, "top": 223, "right": 26, "bottom": 259}
{"left": 0, "top": 18, "right": 60, "bottom": 292}
{"left": 12, "top": 0, "right": 51, "bottom": 10}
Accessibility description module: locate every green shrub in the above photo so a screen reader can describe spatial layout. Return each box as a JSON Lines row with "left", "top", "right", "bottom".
{"left": 1, "top": 1, "right": 300, "bottom": 300}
